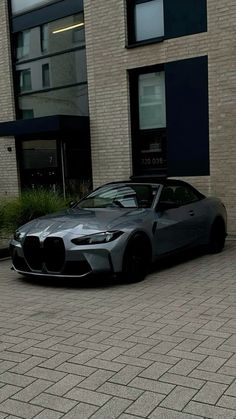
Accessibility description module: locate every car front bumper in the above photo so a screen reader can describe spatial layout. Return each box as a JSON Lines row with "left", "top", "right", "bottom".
{"left": 10, "top": 233, "right": 128, "bottom": 278}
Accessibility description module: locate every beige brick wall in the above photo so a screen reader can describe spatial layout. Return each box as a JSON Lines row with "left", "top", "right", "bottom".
{"left": 84, "top": 0, "right": 236, "bottom": 233}
{"left": 0, "top": 0, "right": 19, "bottom": 197}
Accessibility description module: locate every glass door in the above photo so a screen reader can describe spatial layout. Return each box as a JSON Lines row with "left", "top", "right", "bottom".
{"left": 20, "top": 139, "right": 62, "bottom": 191}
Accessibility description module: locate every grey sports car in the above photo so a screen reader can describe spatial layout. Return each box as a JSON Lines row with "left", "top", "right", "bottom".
{"left": 10, "top": 178, "right": 227, "bottom": 282}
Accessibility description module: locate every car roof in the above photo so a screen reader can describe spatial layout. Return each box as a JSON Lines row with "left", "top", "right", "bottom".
{"left": 103, "top": 176, "right": 206, "bottom": 199}
{"left": 105, "top": 176, "right": 183, "bottom": 187}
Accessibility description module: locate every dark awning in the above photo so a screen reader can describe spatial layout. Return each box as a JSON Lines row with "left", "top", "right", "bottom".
{"left": 0, "top": 115, "right": 89, "bottom": 138}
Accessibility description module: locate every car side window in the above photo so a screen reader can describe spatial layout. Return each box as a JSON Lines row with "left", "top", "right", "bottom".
{"left": 160, "top": 184, "right": 199, "bottom": 207}
{"left": 160, "top": 186, "right": 175, "bottom": 204}
{"left": 173, "top": 186, "right": 199, "bottom": 205}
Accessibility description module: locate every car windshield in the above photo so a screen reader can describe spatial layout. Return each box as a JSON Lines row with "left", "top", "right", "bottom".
{"left": 78, "top": 183, "right": 159, "bottom": 209}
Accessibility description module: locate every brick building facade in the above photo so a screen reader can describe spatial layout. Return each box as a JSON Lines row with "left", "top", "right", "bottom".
{"left": 0, "top": 0, "right": 19, "bottom": 197}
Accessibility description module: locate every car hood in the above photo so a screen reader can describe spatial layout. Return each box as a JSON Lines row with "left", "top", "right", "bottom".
{"left": 18, "top": 207, "right": 151, "bottom": 237}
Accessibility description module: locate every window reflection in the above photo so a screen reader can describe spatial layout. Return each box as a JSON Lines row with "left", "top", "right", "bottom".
{"left": 11, "top": 0, "right": 56, "bottom": 15}
{"left": 14, "top": 13, "right": 87, "bottom": 120}
{"left": 19, "top": 85, "right": 88, "bottom": 118}
{"left": 16, "top": 49, "right": 87, "bottom": 92}
{"left": 135, "top": 0, "right": 164, "bottom": 42}
{"left": 22, "top": 140, "right": 57, "bottom": 170}
{"left": 40, "top": 24, "right": 49, "bottom": 53}
{"left": 18, "top": 69, "right": 32, "bottom": 92}
{"left": 15, "top": 14, "right": 85, "bottom": 62}
{"left": 139, "top": 72, "right": 166, "bottom": 129}
{"left": 16, "top": 30, "right": 30, "bottom": 60}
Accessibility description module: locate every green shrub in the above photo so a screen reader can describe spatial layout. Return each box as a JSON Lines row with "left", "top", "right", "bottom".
{"left": 0, "top": 189, "right": 67, "bottom": 236}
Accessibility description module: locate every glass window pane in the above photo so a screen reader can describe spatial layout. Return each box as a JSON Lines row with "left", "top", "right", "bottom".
{"left": 11, "top": 0, "right": 56, "bottom": 15}
{"left": 41, "top": 24, "right": 49, "bottom": 53}
{"left": 20, "top": 109, "right": 34, "bottom": 119}
{"left": 15, "top": 14, "right": 85, "bottom": 62}
{"left": 16, "top": 49, "right": 87, "bottom": 92}
{"left": 16, "top": 30, "right": 30, "bottom": 60}
{"left": 18, "top": 84, "right": 89, "bottom": 118}
{"left": 139, "top": 71, "right": 166, "bottom": 129}
{"left": 18, "top": 69, "right": 32, "bottom": 92}
{"left": 42, "top": 63, "right": 50, "bottom": 87}
{"left": 22, "top": 140, "right": 57, "bottom": 170}
{"left": 135, "top": 0, "right": 164, "bottom": 41}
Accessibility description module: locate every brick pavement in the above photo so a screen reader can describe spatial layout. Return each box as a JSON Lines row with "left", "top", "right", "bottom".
{"left": 0, "top": 241, "right": 236, "bottom": 418}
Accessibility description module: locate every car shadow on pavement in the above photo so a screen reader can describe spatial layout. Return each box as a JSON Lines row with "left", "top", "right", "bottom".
{"left": 18, "top": 247, "right": 208, "bottom": 290}
{"left": 151, "top": 246, "right": 207, "bottom": 274}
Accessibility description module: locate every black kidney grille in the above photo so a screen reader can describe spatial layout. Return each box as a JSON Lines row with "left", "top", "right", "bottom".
{"left": 13, "top": 253, "right": 30, "bottom": 272}
{"left": 44, "top": 237, "right": 65, "bottom": 272}
{"left": 23, "top": 236, "right": 42, "bottom": 270}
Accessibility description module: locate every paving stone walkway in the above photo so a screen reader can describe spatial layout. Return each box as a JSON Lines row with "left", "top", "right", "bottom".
{"left": 0, "top": 241, "right": 236, "bottom": 418}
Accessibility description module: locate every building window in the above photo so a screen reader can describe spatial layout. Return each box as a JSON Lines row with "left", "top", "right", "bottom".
{"left": 20, "top": 109, "right": 34, "bottom": 119}
{"left": 135, "top": 0, "right": 164, "bottom": 42}
{"left": 42, "top": 63, "right": 50, "bottom": 87}
{"left": 18, "top": 69, "right": 32, "bottom": 92}
{"left": 13, "top": 13, "right": 87, "bottom": 119}
{"left": 130, "top": 67, "right": 167, "bottom": 174}
{"left": 139, "top": 72, "right": 166, "bottom": 129}
{"left": 18, "top": 84, "right": 89, "bottom": 119}
{"left": 14, "top": 14, "right": 85, "bottom": 61}
{"left": 127, "top": 0, "right": 207, "bottom": 46}
{"left": 73, "top": 27, "right": 85, "bottom": 45}
{"left": 16, "top": 30, "right": 30, "bottom": 60}
{"left": 130, "top": 56, "right": 209, "bottom": 177}
{"left": 22, "top": 139, "right": 58, "bottom": 170}
{"left": 40, "top": 24, "right": 49, "bottom": 53}
{"left": 127, "top": 0, "right": 164, "bottom": 45}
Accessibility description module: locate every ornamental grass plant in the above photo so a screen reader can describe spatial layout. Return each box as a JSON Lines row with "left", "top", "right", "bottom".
{"left": 0, "top": 189, "right": 66, "bottom": 237}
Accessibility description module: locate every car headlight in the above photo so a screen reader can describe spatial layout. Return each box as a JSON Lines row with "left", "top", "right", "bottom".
{"left": 71, "top": 231, "right": 123, "bottom": 245}
{"left": 14, "top": 230, "right": 25, "bottom": 243}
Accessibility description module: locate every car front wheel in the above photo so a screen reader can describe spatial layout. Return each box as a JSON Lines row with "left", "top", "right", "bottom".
{"left": 122, "top": 234, "right": 151, "bottom": 282}
{"left": 208, "top": 219, "right": 226, "bottom": 254}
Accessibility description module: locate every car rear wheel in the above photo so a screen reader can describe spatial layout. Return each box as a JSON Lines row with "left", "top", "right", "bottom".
{"left": 122, "top": 234, "right": 151, "bottom": 282}
{"left": 208, "top": 219, "right": 226, "bottom": 254}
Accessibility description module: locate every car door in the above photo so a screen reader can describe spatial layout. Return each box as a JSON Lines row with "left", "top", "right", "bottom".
{"left": 153, "top": 183, "right": 206, "bottom": 256}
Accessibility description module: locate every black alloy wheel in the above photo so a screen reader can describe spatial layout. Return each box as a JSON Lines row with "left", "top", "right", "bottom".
{"left": 208, "top": 219, "right": 226, "bottom": 254}
{"left": 122, "top": 234, "right": 151, "bottom": 282}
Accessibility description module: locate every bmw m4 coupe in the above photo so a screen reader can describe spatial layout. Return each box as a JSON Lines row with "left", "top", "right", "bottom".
{"left": 10, "top": 178, "right": 227, "bottom": 282}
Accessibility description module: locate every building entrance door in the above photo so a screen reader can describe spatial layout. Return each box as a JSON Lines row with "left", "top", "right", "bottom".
{"left": 20, "top": 139, "right": 63, "bottom": 191}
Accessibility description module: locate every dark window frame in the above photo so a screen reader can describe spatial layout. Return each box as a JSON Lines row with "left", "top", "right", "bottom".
{"left": 129, "top": 56, "right": 209, "bottom": 178}
{"left": 127, "top": 0, "right": 164, "bottom": 47}
{"left": 126, "top": 0, "right": 207, "bottom": 48}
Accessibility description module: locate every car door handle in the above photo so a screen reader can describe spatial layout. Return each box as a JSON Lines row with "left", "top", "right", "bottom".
{"left": 189, "top": 210, "right": 195, "bottom": 216}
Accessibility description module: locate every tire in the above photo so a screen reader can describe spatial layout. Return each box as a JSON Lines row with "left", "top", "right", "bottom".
{"left": 208, "top": 219, "right": 226, "bottom": 254}
{"left": 122, "top": 234, "right": 151, "bottom": 282}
